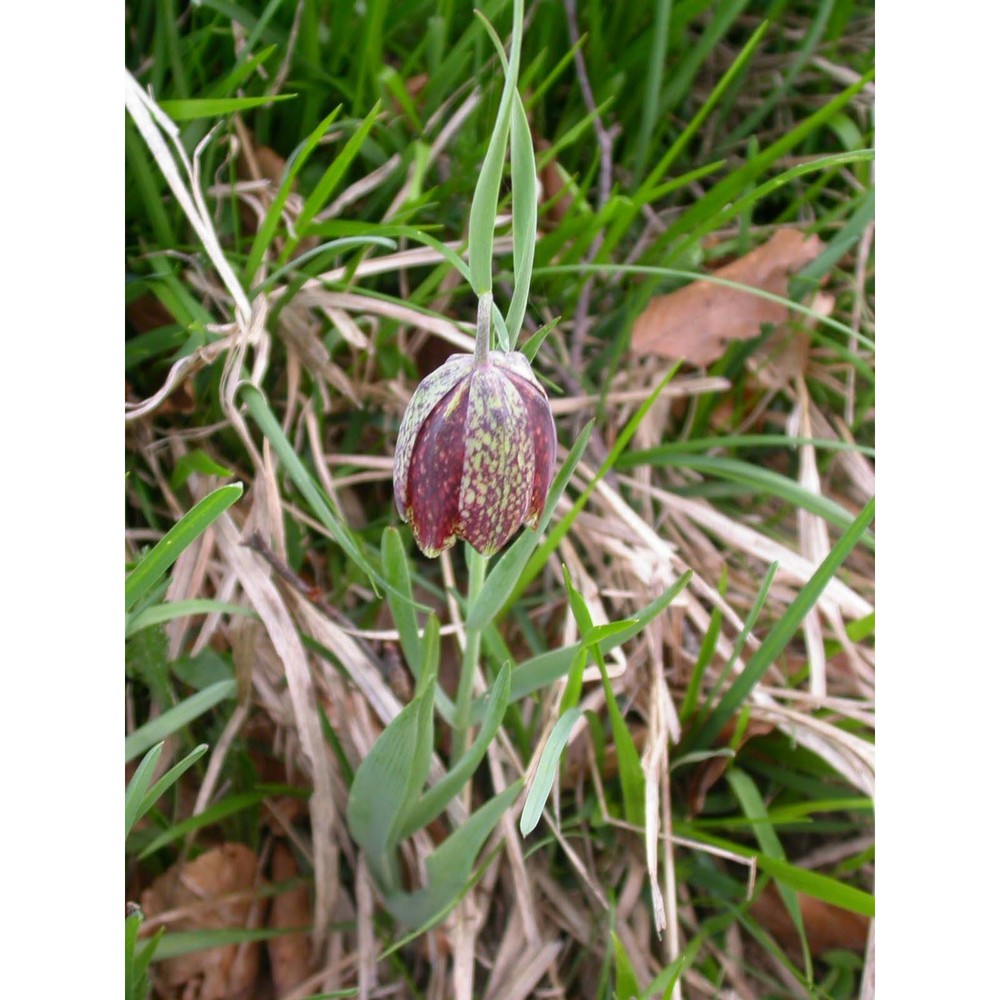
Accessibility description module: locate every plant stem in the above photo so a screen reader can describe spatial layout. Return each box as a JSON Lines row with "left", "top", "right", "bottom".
{"left": 452, "top": 545, "right": 488, "bottom": 769}
{"left": 474, "top": 290, "right": 493, "bottom": 365}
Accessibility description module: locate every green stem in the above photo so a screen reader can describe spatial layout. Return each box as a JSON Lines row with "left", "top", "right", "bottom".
{"left": 474, "top": 290, "right": 493, "bottom": 365}
{"left": 452, "top": 545, "right": 488, "bottom": 768}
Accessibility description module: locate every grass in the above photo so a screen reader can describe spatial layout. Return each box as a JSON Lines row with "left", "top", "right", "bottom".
{"left": 125, "top": 1, "right": 875, "bottom": 998}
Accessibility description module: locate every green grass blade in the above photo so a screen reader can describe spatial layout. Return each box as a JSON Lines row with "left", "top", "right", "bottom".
{"left": 506, "top": 87, "right": 537, "bottom": 347}
{"left": 126, "top": 599, "right": 254, "bottom": 638}
{"left": 282, "top": 101, "right": 382, "bottom": 263}
{"left": 125, "top": 742, "right": 164, "bottom": 840}
{"left": 562, "top": 569, "right": 644, "bottom": 826}
{"left": 240, "top": 384, "right": 382, "bottom": 592}
{"left": 693, "top": 496, "right": 875, "bottom": 750}
{"left": 728, "top": 767, "right": 812, "bottom": 981}
{"left": 133, "top": 744, "right": 209, "bottom": 839}
{"left": 381, "top": 527, "right": 423, "bottom": 681}
{"left": 242, "top": 104, "right": 342, "bottom": 284}
{"left": 468, "top": 0, "right": 524, "bottom": 299}
{"left": 125, "top": 679, "right": 237, "bottom": 762}
{"left": 681, "top": 602, "right": 722, "bottom": 721}
{"left": 346, "top": 643, "right": 438, "bottom": 891}
{"left": 156, "top": 94, "right": 297, "bottom": 120}
{"left": 612, "top": 928, "right": 642, "bottom": 1000}
{"left": 698, "top": 562, "right": 778, "bottom": 723}
{"left": 485, "top": 571, "right": 691, "bottom": 712}
{"left": 520, "top": 706, "right": 582, "bottom": 835}
{"left": 632, "top": 0, "right": 673, "bottom": 178}
{"left": 137, "top": 789, "right": 270, "bottom": 858}
{"left": 125, "top": 483, "right": 243, "bottom": 612}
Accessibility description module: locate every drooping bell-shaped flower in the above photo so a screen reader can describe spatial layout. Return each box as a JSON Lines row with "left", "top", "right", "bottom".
{"left": 393, "top": 330, "right": 557, "bottom": 558}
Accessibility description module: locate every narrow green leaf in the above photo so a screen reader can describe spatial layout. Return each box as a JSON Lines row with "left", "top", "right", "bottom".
{"left": 694, "top": 497, "right": 875, "bottom": 749}
{"left": 506, "top": 86, "right": 537, "bottom": 347}
{"left": 385, "top": 779, "right": 522, "bottom": 927}
{"left": 401, "top": 663, "right": 511, "bottom": 838}
{"left": 468, "top": 0, "right": 524, "bottom": 297}
{"left": 680, "top": 604, "right": 722, "bottom": 721}
{"left": 125, "top": 484, "right": 243, "bottom": 612}
{"left": 133, "top": 744, "right": 209, "bottom": 838}
{"left": 564, "top": 570, "right": 644, "bottom": 826}
{"left": 473, "top": 571, "right": 691, "bottom": 715}
{"left": 728, "top": 768, "right": 812, "bottom": 981}
{"left": 558, "top": 646, "right": 589, "bottom": 715}
{"left": 126, "top": 600, "right": 253, "bottom": 638}
{"left": 125, "top": 680, "right": 237, "bottom": 762}
{"left": 156, "top": 94, "right": 297, "bottom": 120}
{"left": 346, "top": 646, "right": 438, "bottom": 891}
{"left": 138, "top": 790, "right": 270, "bottom": 858}
{"left": 520, "top": 707, "right": 582, "bottom": 835}
{"left": 755, "top": 854, "right": 875, "bottom": 917}
{"left": 698, "top": 562, "right": 778, "bottom": 725}
{"left": 381, "top": 527, "right": 422, "bottom": 680}
{"left": 243, "top": 104, "right": 342, "bottom": 284}
{"left": 612, "top": 928, "right": 642, "bottom": 1000}
{"left": 283, "top": 101, "right": 383, "bottom": 262}
{"left": 466, "top": 421, "right": 594, "bottom": 632}
{"left": 250, "top": 235, "right": 398, "bottom": 298}
{"left": 240, "top": 384, "right": 382, "bottom": 592}
{"left": 125, "top": 742, "right": 164, "bottom": 841}
{"left": 150, "top": 924, "right": 319, "bottom": 962}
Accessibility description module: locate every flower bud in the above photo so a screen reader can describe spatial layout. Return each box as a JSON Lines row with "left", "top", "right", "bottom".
{"left": 394, "top": 350, "right": 557, "bottom": 557}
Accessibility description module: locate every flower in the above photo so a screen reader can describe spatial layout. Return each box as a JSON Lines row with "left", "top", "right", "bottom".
{"left": 394, "top": 349, "right": 557, "bottom": 557}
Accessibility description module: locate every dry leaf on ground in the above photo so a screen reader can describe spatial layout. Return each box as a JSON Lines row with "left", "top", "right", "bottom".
{"left": 267, "top": 843, "right": 313, "bottom": 996}
{"left": 140, "top": 842, "right": 263, "bottom": 1000}
{"left": 631, "top": 228, "right": 824, "bottom": 365}
{"left": 750, "top": 882, "right": 870, "bottom": 955}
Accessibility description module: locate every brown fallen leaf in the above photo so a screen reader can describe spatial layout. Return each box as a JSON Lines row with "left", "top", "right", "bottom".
{"left": 631, "top": 228, "right": 824, "bottom": 365}
{"left": 267, "top": 844, "right": 313, "bottom": 997}
{"left": 686, "top": 717, "right": 775, "bottom": 816}
{"left": 140, "top": 843, "right": 263, "bottom": 1000}
{"left": 750, "top": 882, "right": 870, "bottom": 955}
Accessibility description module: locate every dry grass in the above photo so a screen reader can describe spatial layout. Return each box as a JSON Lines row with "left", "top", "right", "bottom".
{"left": 126, "top": 6, "right": 875, "bottom": 998}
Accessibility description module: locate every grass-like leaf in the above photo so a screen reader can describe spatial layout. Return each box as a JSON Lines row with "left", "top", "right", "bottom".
{"left": 346, "top": 636, "right": 438, "bottom": 891}
{"left": 473, "top": 571, "right": 691, "bottom": 716}
{"left": 125, "top": 483, "right": 243, "bottom": 613}
{"left": 400, "top": 662, "right": 511, "bottom": 839}
{"left": 125, "top": 679, "right": 237, "bottom": 762}
{"left": 125, "top": 742, "right": 164, "bottom": 841}
{"left": 126, "top": 599, "right": 254, "bottom": 639}
{"left": 127, "top": 743, "right": 209, "bottom": 840}
{"left": 562, "top": 567, "right": 645, "bottom": 826}
{"left": 381, "top": 527, "right": 422, "bottom": 681}
{"left": 520, "top": 706, "right": 582, "bottom": 835}
{"left": 242, "top": 104, "right": 342, "bottom": 284}
{"left": 728, "top": 767, "right": 813, "bottom": 981}
{"left": 240, "top": 384, "right": 383, "bottom": 592}
{"left": 385, "top": 779, "right": 522, "bottom": 928}
{"left": 156, "top": 94, "right": 297, "bottom": 120}
{"left": 281, "top": 101, "right": 383, "bottom": 263}
{"left": 467, "top": 0, "right": 524, "bottom": 304}
{"left": 691, "top": 496, "right": 875, "bottom": 751}
{"left": 505, "top": 86, "right": 537, "bottom": 349}
{"left": 138, "top": 789, "right": 270, "bottom": 858}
